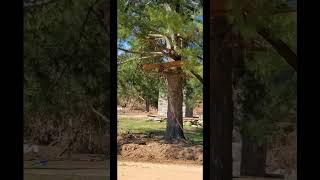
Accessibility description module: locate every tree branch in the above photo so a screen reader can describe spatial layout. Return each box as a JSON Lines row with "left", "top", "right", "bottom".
{"left": 92, "top": 8, "right": 110, "bottom": 37}
{"left": 273, "top": 8, "right": 296, "bottom": 14}
{"left": 118, "top": 47, "right": 163, "bottom": 55}
{"left": 197, "top": 56, "right": 203, "bottom": 60}
{"left": 240, "top": 5, "right": 297, "bottom": 72}
{"left": 189, "top": 70, "right": 203, "bottom": 84}
{"left": 148, "top": 34, "right": 171, "bottom": 50}
{"left": 90, "top": 104, "right": 110, "bottom": 122}
{"left": 257, "top": 27, "right": 297, "bottom": 72}
{"left": 117, "top": 55, "right": 161, "bottom": 65}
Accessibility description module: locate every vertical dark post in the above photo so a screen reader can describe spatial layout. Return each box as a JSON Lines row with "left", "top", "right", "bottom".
{"left": 210, "top": 0, "right": 233, "bottom": 179}
{"left": 185, "top": 86, "right": 194, "bottom": 118}
{"left": 145, "top": 100, "right": 150, "bottom": 112}
{"left": 110, "top": 0, "right": 117, "bottom": 179}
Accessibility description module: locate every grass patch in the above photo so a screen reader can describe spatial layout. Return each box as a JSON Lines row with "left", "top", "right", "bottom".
{"left": 118, "top": 118, "right": 203, "bottom": 145}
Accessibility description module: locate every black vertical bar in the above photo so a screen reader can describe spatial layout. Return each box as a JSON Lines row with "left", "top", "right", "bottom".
{"left": 4, "top": 0, "right": 23, "bottom": 179}
{"left": 110, "top": 0, "right": 118, "bottom": 179}
{"left": 203, "top": 0, "right": 210, "bottom": 179}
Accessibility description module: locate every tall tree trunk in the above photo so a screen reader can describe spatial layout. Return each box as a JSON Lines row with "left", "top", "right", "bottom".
{"left": 241, "top": 136, "right": 267, "bottom": 176}
{"left": 165, "top": 72, "right": 186, "bottom": 142}
{"left": 232, "top": 34, "right": 269, "bottom": 177}
{"left": 210, "top": 0, "right": 233, "bottom": 179}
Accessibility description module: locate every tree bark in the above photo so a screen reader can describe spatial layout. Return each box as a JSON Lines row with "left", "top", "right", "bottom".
{"left": 241, "top": 136, "right": 267, "bottom": 176}
{"left": 210, "top": 0, "right": 233, "bottom": 179}
{"left": 165, "top": 72, "right": 186, "bottom": 142}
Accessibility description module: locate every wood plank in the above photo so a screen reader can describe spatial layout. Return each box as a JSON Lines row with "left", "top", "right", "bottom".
{"left": 143, "top": 61, "right": 185, "bottom": 71}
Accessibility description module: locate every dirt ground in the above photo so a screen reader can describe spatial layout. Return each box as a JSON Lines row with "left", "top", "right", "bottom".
{"left": 118, "top": 161, "right": 284, "bottom": 180}
{"left": 116, "top": 115, "right": 205, "bottom": 180}
{"left": 118, "top": 161, "right": 202, "bottom": 180}
{"left": 117, "top": 109, "right": 204, "bottom": 164}
{"left": 118, "top": 133, "right": 203, "bottom": 164}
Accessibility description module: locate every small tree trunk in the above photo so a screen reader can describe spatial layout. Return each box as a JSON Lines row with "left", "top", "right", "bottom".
{"left": 185, "top": 105, "right": 193, "bottom": 117}
{"left": 241, "top": 136, "right": 267, "bottom": 176}
{"left": 185, "top": 85, "right": 194, "bottom": 118}
{"left": 165, "top": 72, "right": 186, "bottom": 142}
{"left": 145, "top": 100, "right": 150, "bottom": 112}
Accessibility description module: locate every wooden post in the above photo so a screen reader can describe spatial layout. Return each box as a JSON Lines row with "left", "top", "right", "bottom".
{"left": 210, "top": 0, "right": 233, "bottom": 179}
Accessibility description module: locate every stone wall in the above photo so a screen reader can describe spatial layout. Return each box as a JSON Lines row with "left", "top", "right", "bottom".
{"left": 232, "top": 129, "right": 242, "bottom": 177}
{"left": 158, "top": 89, "right": 168, "bottom": 117}
{"left": 158, "top": 88, "right": 187, "bottom": 117}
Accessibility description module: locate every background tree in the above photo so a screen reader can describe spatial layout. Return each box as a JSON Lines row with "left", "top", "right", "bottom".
{"left": 184, "top": 71, "right": 203, "bottom": 117}
{"left": 210, "top": 0, "right": 296, "bottom": 179}
{"left": 24, "top": 0, "right": 110, "bottom": 155}
{"left": 231, "top": 0, "right": 297, "bottom": 176}
{"left": 118, "top": 52, "right": 162, "bottom": 111}
{"left": 118, "top": 0, "right": 203, "bottom": 142}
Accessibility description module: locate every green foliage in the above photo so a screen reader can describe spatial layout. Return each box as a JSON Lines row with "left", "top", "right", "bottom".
{"left": 118, "top": 0, "right": 202, "bottom": 62}
{"left": 234, "top": 52, "right": 296, "bottom": 144}
{"left": 231, "top": 0, "right": 296, "bottom": 43}
{"left": 117, "top": 0, "right": 203, "bottom": 107}
{"left": 233, "top": 61, "right": 271, "bottom": 144}
{"left": 118, "top": 54, "right": 162, "bottom": 107}
{"left": 230, "top": 0, "right": 297, "bottom": 144}
{"left": 185, "top": 75, "right": 203, "bottom": 108}
{"left": 24, "top": 0, "right": 110, "bottom": 149}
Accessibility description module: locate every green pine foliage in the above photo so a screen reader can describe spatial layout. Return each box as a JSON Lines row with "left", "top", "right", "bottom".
{"left": 24, "top": 0, "right": 110, "bottom": 153}
{"left": 231, "top": 0, "right": 297, "bottom": 143}
{"left": 118, "top": 0, "right": 203, "bottom": 108}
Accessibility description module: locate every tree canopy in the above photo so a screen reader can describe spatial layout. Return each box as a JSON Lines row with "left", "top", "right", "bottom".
{"left": 117, "top": 0, "right": 204, "bottom": 110}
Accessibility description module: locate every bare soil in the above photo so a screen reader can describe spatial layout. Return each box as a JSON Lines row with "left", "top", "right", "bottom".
{"left": 118, "top": 133, "right": 203, "bottom": 164}
{"left": 118, "top": 161, "right": 283, "bottom": 180}
{"left": 118, "top": 161, "right": 202, "bottom": 180}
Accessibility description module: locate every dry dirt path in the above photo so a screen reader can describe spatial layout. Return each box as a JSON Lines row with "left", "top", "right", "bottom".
{"left": 118, "top": 161, "right": 284, "bottom": 180}
{"left": 118, "top": 161, "right": 202, "bottom": 180}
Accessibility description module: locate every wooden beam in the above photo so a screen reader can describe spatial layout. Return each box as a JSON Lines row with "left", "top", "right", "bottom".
{"left": 143, "top": 61, "right": 186, "bottom": 72}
